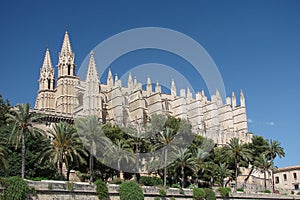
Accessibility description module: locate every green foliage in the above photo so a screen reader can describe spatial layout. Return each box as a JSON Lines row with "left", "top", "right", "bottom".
{"left": 193, "top": 188, "right": 205, "bottom": 200}
{"left": 170, "top": 197, "right": 176, "bottom": 200}
{"left": 297, "top": 191, "right": 300, "bottom": 195}
{"left": 94, "top": 180, "right": 108, "bottom": 200}
{"left": 217, "top": 187, "right": 231, "bottom": 197}
{"left": 188, "top": 184, "right": 197, "bottom": 189}
{"left": 237, "top": 187, "right": 244, "bottom": 192}
{"left": 111, "top": 177, "right": 123, "bottom": 184}
{"left": 119, "top": 181, "right": 144, "bottom": 200}
{"left": 2, "top": 176, "right": 29, "bottom": 200}
{"left": 139, "top": 176, "right": 163, "bottom": 186}
{"left": 263, "top": 189, "right": 271, "bottom": 193}
{"left": 171, "top": 183, "right": 180, "bottom": 188}
{"left": 154, "top": 197, "right": 160, "bottom": 200}
{"left": 159, "top": 188, "right": 167, "bottom": 197}
{"left": 204, "top": 188, "right": 216, "bottom": 200}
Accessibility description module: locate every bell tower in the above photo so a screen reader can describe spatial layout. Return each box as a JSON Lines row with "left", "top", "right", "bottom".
{"left": 34, "top": 48, "right": 55, "bottom": 111}
{"left": 55, "top": 31, "right": 79, "bottom": 114}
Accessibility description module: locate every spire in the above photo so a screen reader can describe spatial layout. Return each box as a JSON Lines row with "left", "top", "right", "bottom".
{"left": 240, "top": 89, "right": 245, "bottom": 107}
{"left": 107, "top": 69, "right": 114, "bottom": 88}
{"left": 187, "top": 87, "right": 192, "bottom": 100}
{"left": 146, "top": 76, "right": 152, "bottom": 95}
{"left": 58, "top": 30, "right": 75, "bottom": 77}
{"left": 42, "top": 48, "right": 53, "bottom": 71}
{"left": 171, "top": 79, "right": 176, "bottom": 97}
{"left": 155, "top": 81, "right": 161, "bottom": 93}
{"left": 232, "top": 91, "right": 236, "bottom": 107}
{"left": 61, "top": 31, "right": 72, "bottom": 54}
{"left": 86, "top": 51, "right": 100, "bottom": 83}
{"left": 128, "top": 72, "right": 133, "bottom": 91}
{"left": 115, "top": 73, "right": 119, "bottom": 82}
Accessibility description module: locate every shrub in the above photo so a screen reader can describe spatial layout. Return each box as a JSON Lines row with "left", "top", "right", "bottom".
{"left": 154, "top": 197, "right": 160, "bottom": 200}
{"left": 2, "top": 176, "right": 29, "bottom": 200}
{"left": 94, "top": 180, "right": 108, "bottom": 200}
{"left": 171, "top": 183, "right": 181, "bottom": 188}
{"left": 297, "top": 191, "right": 300, "bottom": 195}
{"left": 237, "top": 187, "right": 244, "bottom": 192}
{"left": 112, "top": 177, "right": 123, "bottom": 185}
{"left": 217, "top": 187, "right": 230, "bottom": 197}
{"left": 188, "top": 183, "right": 197, "bottom": 189}
{"left": 139, "top": 176, "right": 163, "bottom": 186}
{"left": 170, "top": 197, "right": 176, "bottom": 200}
{"left": 159, "top": 188, "right": 167, "bottom": 197}
{"left": 179, "top": 188, "right": 185, "bottom": 195}
{"left": 193, "top": 188, "right": 206, "bottom": 200}
{"left": 119, "top": 181, "right": 144, "bottom": 200}
{"left": 263, "top": 189, "right": 271, "bottom": 193}
{"left": 204, "top": 188, "right": 216, "bottom": 200}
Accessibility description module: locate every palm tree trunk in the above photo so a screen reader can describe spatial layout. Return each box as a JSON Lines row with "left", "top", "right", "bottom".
{"left": 117, "top": 159, "right": 121, "bottom": 178}
{"left": 271, "top": 169, "right": 275, "bottom": 193}
{"left": 243, "top": 166, "right": 254, "bottom": 187}
{"left": 163, "top": 148, "right": 168, "bottom": 187}
{"left": 264, "top": 171, "right": 267, "bottom": 190}
{"left": 21, "top": 133, "right": 25, "bottom": 179}
{"left": 59, "top": 152, "right": 63, "bottom": 180}
{"left": 89, "top": 144, "right": 93, "bottom": 183}
{"left": 235, "top": 157, "right": 238, "bottom": 192}
{"left": 181, "top": 166, "right": 185, "bottom": 188}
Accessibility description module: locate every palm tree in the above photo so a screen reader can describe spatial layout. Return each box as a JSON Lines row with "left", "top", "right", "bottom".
{"left": 6, "top": 103, "right": 42, "bottom": 178}
{"left": 224, "top": 138, "right": 252, "bottom": 191}
{"left": 75, "top": 115, "right": 107, "bottom": 182}
{"left": 41, "top": 122, "right": 87, "bottom": 180}
{"left": 0, "top": 140, "right": 8, "bottom": 172}
{"left": 171, "top": 148, "right": 193, "bottom": 188}
{"left": 254, "top": 154, "right": 273, "bottom": 190}
{"left": 215, "top": 163, "right": 233, "bottom": 187}
{"left": 266, "top": 140, "right": 285, "bottom": 192}
{"left": 190, "top": 147, "right": 210, "bottom": 186}
{"left": 104, "top": 138, "right": 134, "bottom": 178}
{"left": 153, "top": 127, "right": 177, "bottom": 187}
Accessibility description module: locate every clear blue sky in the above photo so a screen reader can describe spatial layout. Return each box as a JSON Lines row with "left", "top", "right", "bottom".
{"left": 0, "top": 0, "right": 299, "bottom": 167}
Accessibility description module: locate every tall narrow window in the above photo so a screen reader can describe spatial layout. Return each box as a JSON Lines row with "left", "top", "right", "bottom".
{"left": 68, "top": 65, "right": 71, "bottom": 75}
{"left": 294, "top": 173, "right": 297, "bottom": 179}
{"left": 283, "top": 174, "right": 287, "bottom": 181}
{"left": 47, "top": 79, "right": 51, "bottom": 89}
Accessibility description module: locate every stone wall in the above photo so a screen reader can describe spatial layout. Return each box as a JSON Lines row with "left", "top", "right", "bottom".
{"left": 25, "top": 180, "right": 300, "bottom": 200}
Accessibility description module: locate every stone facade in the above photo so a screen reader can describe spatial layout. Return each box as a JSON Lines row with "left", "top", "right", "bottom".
{"left": 34, "top": 31, "right": 252, "bottom": 145}
{"left": 274, "top": 165, "right": 300, "bottom": 193}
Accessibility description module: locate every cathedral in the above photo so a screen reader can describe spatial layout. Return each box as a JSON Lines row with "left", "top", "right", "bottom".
{"left": 34, "top": 31, "right": 252, "bottom": 145}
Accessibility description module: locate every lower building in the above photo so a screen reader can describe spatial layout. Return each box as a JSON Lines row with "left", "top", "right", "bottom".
{"left": 274, "top": 165, "right": 300, "bottom": 193}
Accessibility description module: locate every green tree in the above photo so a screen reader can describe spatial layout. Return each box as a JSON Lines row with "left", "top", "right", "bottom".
{"left": 224, "top": 138, "right": 252, "bottom": 191}
{"left": 75, "top": 115, "right": 107, "bottom": 183}
{"left": 153, "top": 127, "right": 176, "bottom": 187}
{"left": 190, "top": 147, "right": 210, "bottom": 186}
{"left": 266, "top": 140, "right": 285, "bottom": 192}
{"left": 104, "top": 138, "right": 134, "bottom": 178}
{"left": 40, "top": 122, "right": 87, "bottom": 180}
{"left": 243, "top": 136, "right": 269, "bottom": 186}
{"left": 215, "top": 163, "right": 233, "bottom": 187}
{"left": 0, "top": 138, "right": 8, "bottom": 172}
{"left": 170, "top": 148, "right": 193, "bottom": 188}
{"left": 6, "top": 103, "right": 42, "bottom": 178}
{"left": 254, "top": 154, "right": 273, "bottom": 190}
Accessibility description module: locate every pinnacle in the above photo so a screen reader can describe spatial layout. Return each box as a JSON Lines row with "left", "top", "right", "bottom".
{"left": 42, "top": 48, "right": 53, "bottom": 71}
{"left": 61, "top": 31, "right": 72, "bottom": 54}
